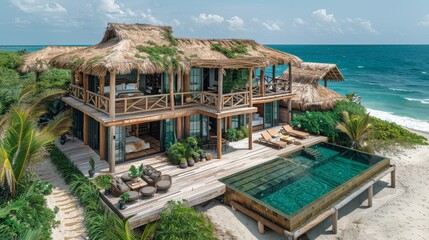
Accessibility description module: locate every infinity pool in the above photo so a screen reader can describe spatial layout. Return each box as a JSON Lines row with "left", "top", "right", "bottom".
{"left": 221, "top": 142, "right": 390, "bottom": 231}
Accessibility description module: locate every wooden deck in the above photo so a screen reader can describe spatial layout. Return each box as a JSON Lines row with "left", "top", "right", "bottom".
{"left": 56, "top": 127, "right": 327, "bottom": 229}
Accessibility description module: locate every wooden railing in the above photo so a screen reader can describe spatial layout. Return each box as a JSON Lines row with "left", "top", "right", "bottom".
{"left": 222, "top": 91, "right": 249, "bottom": 109}
{"left": 86, "top": 91, "right": 110, "bottom": 114}
{"left": 174, "top": 91, "right": 200, "bottom": 107}
{"left": 252, "top": 75, "right": 292, "bottom": 97}
{"left": 201, "top": 91, "right": 219, "bottom": 109}
{"left": 69, "top": 84, "right": 84, "bottom": 101}
{"left": 115, "top": 94, "right": 170, "bottom": 115}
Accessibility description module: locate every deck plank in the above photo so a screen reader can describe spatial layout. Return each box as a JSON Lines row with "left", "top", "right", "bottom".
{"left": 55, "top": 127, "right": 327, "bottom": 229}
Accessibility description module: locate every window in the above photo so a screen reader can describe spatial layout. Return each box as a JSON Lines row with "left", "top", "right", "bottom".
{"left": 190, "top": 114, "right": 208, "bottom": 140}
{"left": 264, "top": 101, "right": 279, "bottom": 128}
{"left": 190, "top": 68, "right": 202, "bottom": 91}
{"left": 232, "top": 115, "right": 247, "bottom": 128}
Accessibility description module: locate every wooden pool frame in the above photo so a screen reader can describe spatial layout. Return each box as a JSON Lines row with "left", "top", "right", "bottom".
{"left": 223, "top": 143, "right": 392, "bottom": 234}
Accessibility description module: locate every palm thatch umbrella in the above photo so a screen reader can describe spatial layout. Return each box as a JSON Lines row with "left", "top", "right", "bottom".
{"left": 50, "top": 23, "right": 302, "bottom": 76}
{"left": 280, "top": 62, "right": 345, "bottom": 111}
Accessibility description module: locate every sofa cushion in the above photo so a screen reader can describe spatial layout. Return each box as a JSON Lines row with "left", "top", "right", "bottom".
{"left": 150, "top": 172, "right": 160, "bottom": 180}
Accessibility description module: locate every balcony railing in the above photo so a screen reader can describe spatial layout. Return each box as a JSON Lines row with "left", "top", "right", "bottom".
{"left": 115, "top": 94, "right": 170, "bottom": 115}
{"left": 222, "top": 91, "right": 249, "bottom": 109}
{"left": 252, "top": 75, "right": 292, "bottom": 97}
{"left": 201, "top": 91, "right": 219, "bottom": 109}
{"left": 70, "top": 84, "right": 84, "bottom": 101}
{"left": 87, "top": 91, "right": 110, "bottom": 114}
{"left": 174, "top": 91, "right": 201, "bottom": 107}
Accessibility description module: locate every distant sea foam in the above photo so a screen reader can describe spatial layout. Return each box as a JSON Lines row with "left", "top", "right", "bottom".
{"left": 367, "top": 108, "right": 429, "bottom": 133}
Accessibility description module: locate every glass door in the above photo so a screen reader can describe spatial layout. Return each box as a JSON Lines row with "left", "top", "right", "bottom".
{"left": 162, "top": 119, "right": 176, "bottom": 151}
{"left": 264, "top": 101, "right": 279, "bottom": 128}
{"left": 107, "top": 126, "right": 125, "bottom": 163}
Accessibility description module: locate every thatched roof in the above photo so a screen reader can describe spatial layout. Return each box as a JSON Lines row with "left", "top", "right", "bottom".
{"left": 280, "top": 62, "right": 344, "bottom": 84}
{"left": 50, "top": 23, "right": 302, "bottom": 76}
{"left": 19, "top": 46, "right": 85, "bottom": 73}
{"left": 286, "top": 83, "right": 345, "bottom": 111}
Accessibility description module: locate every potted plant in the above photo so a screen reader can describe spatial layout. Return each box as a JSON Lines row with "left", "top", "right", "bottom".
{"left": 198, "top": 149, "right": 206, "bottom": 162}
{"left": 94, "top": 174, "right": 113, "bottom": 195}
{"left": 88, "top": 157, "right": 95, "bottom": 178}
{"left": 192, "top": 152, "right": 200, "bottom": 163}
{"left": 128, "top": 164, "right": 143, "bottom": 183}
{"left": 180, "top": 158, "right": 188, "bottom": 169}
{"left": 119, "top": 192, "right": 130, "bottom": 210}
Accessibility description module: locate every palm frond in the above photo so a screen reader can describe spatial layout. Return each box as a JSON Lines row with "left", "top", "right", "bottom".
{"left": 41, "top": 110, "right": 71, "bottom": 139}
{"left": 0, "top": 148, "right": 16, "bottom": 196}
{"left": 16, "top": 85, "right": 36, "bottom": 105}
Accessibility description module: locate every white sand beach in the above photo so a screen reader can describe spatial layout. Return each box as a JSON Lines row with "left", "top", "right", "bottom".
{"left": 201, "top": 132, "right": 429, "bottom": 240}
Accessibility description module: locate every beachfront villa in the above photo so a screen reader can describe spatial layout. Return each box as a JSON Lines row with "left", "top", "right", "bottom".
{"left": 20, "top": 23, "right": 396, "bottom": 239}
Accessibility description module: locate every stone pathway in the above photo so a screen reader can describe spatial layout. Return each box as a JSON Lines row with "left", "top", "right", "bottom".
{"left": 34, "top": 159, "right": 88, "bottom": 240}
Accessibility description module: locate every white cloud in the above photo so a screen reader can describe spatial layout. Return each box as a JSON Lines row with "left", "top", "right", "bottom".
{"left": 227, "top": 16, "right": 244, "bottom": 30}
{"left": 263, "top": 21, "right": 281, "bottom": 31}
{"left": 11, "top": 0, "right": 67, "bottom": 14}
{"left": 293, "top": 17, "right": 306, "bottom": 25}
{"left": 313, "top": 9, "right": 336, "bottom": 23}
{"left": 354, "top": 18, "right": 378, "bottom": 33}
{"left": 418, "top": 14, "right": 429, "bottom": 27}
{"left": 192, "top": 13, "right": 224, "bottom": 24}
{"left": 98, "top": 0, "right": 123, "bottom": 14}
{"left": 140, "top": 9, "right": 163, "bottom": 25}
{"left": 172, "top": 19, "right": 181, "bottom": 26}
{"left": 96, "top": 0, "right": 163, "bottom": 25}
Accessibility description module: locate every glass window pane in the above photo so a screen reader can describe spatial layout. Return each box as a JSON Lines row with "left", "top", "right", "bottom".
{"left": 190, "top": 68, "right": 202, "bottom": 91}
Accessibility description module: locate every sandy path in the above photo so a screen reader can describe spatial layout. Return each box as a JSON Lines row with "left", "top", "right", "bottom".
{"left": 34, "top": 159, "right": 88, "bottom": 240}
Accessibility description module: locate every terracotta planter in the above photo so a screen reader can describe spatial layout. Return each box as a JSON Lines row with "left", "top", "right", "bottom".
{"left": 131, "top": 177, "right": 139, "bottom": 183}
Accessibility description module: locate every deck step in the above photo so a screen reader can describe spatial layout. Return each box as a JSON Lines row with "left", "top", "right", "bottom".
{"left": 302, "top": 148, "right": 324, "bottom": 161}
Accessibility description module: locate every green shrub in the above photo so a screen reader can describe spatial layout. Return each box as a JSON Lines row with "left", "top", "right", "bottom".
{"left": 0, "top": 179, "right": 56, "bottom": 240}
{"left": 0, "top": 51, "right": 22, "bottom": 69}
{"left": 235, "top": 130, "right": 244, "bottom": 140}
{"left": 167, "top": 142, "right": 186, "bottom": 165}
{"left": 239, "top": 126, "right": 249, "bottom": 138}
{"left": 226, "top": 128, "right": 238, "bottom": 141}
{"left": 38, "top": 68, "right": 71, "bottom": 92}
{"left": 292, "top": 111, "right": 339, "bottom": 142}
{"left": 154, "top": 200, "right": 216, "bottom": 240}
{"left": 332, "top": 101, "right": 366, "bottom": 119}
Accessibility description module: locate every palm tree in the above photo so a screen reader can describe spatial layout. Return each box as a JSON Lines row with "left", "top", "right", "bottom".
{"left": 107, "top": 214, "right": 156, "bottom": 240}
{"left": 336, "top": 111, "right": 372, "bottom": 150}
{"left": 0, "top": 85, "right": 71, "bottom": 196}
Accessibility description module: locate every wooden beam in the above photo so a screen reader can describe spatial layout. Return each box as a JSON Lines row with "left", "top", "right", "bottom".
{"left": 272, "top": 65, "right": 276, "bottom": 92}
{"left": 248, "top": 113, "right": 253, "bottom": 149}
{"left": 99, "top": 124, "right": 106, "bottom": 160}
{"left": 99, "top": 76, "right": 105, "bottom": 96}
{"left": 83, "top": 114, "right": 89, "bottom": 145}
{"left": 217, "top": 68, "right": 223, "bottom": 113}
{"left": 83, "top": 73, "right": 89, "bottom": 103}
{"left": 169, "top": 70, "right": 175, "bottom": 111}
{"left": 332, "top": 209, "right": 338, "bottom": 234}
{"left": 368, "top": 184, "right": 373, "bottom": 207}
{"left": 260, "top": 68, "right": 265, "bottom": 97}
{"left": 391, "top": 168, "right": 396, "bottom": 188}
{"left": 108, "top": 126, "right": 116, "bottom": 173}
{"left": 217, "top": 118, "right": 222, "bottom": 159}
{"left": 288, "top": 63, "right": 292, "bottom": 92}
{"left": 324, "top": 79, "right": 328, "bottom": 88}
{"left": 109, "top": 71, "right": 116, "bottom": 117}
{"left": 248, "top": 67, "right": 253, "bottom": 107}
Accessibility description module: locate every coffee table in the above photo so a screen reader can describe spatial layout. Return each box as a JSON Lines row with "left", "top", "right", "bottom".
{"left": 125, "top": 178, "right": 147, "bottom": 191}
{"left": 140, "top": 186, "right": 157, "bottom": 198}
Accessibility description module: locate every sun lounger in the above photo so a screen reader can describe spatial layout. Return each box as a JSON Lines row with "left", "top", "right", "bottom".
{"left": 267, "top": 129, "right": 300, "bottom": 145}
{"left": 258, "top": 132, "right": 287, "bottom": 149}
{"left": 282, "top": 125, "right": 309, "bottom": 139}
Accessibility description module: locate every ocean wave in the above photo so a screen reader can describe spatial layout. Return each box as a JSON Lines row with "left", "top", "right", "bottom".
{"left": 357, "top": 66, "right": 365, "bottom": 69}
{"left": 422, "top": 71, "right": 427, "bottom": 74}
{"left": 367, "top": 108, "right": 429, "bottom": 133}
{"left": 389, "top": 88, "right": 418, "bottom": 93}
{"left": 404, "top": 98, "right": 429, "bottom": 104}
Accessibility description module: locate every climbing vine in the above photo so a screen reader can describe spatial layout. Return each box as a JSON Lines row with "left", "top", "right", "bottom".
{"left": 210, "top": 42, "right": 248, "bottom": 59}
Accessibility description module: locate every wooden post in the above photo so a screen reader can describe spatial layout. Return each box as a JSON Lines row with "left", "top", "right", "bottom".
{"left": 184, "top": 71, "right": 190, "bottom": 92}
{"left": 176, "top": 117, "right": 183, "bottom": 140}
{"left": 272, "top": 65, "right": 276, "bottom": 92}
{"left": 260, "top": 68, "right": 265, "bottom": 97}
{"left": 288, "top": 63, "right": 292, "bottom": 92}
{"left": 258, "top": 221, "right": 265, "bottom": 234}
{"left": 391, "top": 168, "right": 396, "bottom": 188}
{"left": 248, "top": 113, "right": 253, "bottom": 150}
{"left": 99, "top": 75, "right": 105, "bottom": 96}
{"left": 368, "top": 184, "right": 373, "bottom": 207}
{"left": 332, "top": 209, "right": 338, "bottom": 234}
{"left": 83, "top": 73, "right": 89, "bottom": 103}
{"left": 169, "top": 70, "right": 175, "bottom": 110}
{"left": 71, "top": 70, "right": 75, "bottom": 85}
{"left": 83, "top": 114, "right": 89, "bottom": 145}
{"left": 248, "top": 68, "right": 253, "bottom": 106}
{"left": 287, "top": 99, "right": 292, "bottom": 123}
{"left": 136, "top": 70, "right": 140, "bottom": 89}
{"left": 226, "top": 117, "right": 232, "bottom": 129}
{"left": 217, "top": 68, "right": 223, "bottom": 113}
{"left": 177, "top": 69, "right": 182, "bottom": 93}
{"left": 184, "top": 116, "right": 190, "bottom": 136}
{"left": 324, "top": 79, "right": 328, "bottom": 88}
{"left": 99, "top": 124, "right": 106, "bottom": 160}
{"left": 109, "top": 71, "right": 116, "bottom": 117}
{"left": 108, "top": 126, "right": 115, "bottom": 173}
{"left": 217, "top": 118, "right": 222, "bottom": 159}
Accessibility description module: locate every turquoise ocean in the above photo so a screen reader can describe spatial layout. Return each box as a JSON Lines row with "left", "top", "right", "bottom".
{"left": 1, "top": 45, "right": 428, "bottom": 132}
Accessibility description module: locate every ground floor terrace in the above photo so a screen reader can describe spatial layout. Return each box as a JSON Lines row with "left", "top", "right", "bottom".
{"left": 56, "top": 126, "right": 327, "bottom": 229}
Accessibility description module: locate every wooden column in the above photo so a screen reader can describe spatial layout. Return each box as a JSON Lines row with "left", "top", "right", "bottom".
{"left": 248, "top": 68, "right": 253, "bottom": 107}
{"left": 184, "top": 116, "right": 190, "bottom": 137}
{"left": 83, "top": 114, "right": 89, "bottom": 145}
{"left": 109, "top": 71, "right": 116, "bottom": 117}
{"left": 368, "top": 184, "right": 373, "bottom": 207}
{"left": 71, "top": 70, "right": 75, "bottom": 85}
{"left": 332, "top": 209, "right": 338, "bottom": 234}
{"left": 108, "top": 126, "right": 115, "bottom": 173}
{"left": 184, "top": 71, "right": 190, "bottom": 92}
{"left": 99, "top": 75, "right": 105, "bottom": 96}
{"left": 83, "top": 73, "right": 89, "bottom": 103}
{"left": 177, "top": 69, "right": 182, "bottom": 92}
{"left": 169, "top": 70, "right": 175, "bottom": 111}
{"left": 391, "top": 168, "right": 396, "bottom": 188}
{"left": 217, "top": 68, "right": 223, "bottom": 113}
{"left": 272, "top": 65, "right": 276, "bottom": 80}
{"left": 287, "top": 99, "right": 292, "bottom": 123}
{"left": 136, "top": 70, "right": 140, "bottom": 89}
{"left": 176, "top": 117, "right": 183, "bottom": 140}
{"left": 217, "top": 118, "right": 222, "bottom": 159}
{"left": 288, "top": 63, "right": 292, "bottom": 92}
{"left": 99, "top": 124, "right": 106, "bottom": 160}
{"left": 248, "top": 113, "right": 253, "bottom": 150}
{"left": 260, "top": 68, "right": 265, "bottom": 97}
{"left": 258, "top": 221, "right": 265, "bottom": 234}
{"left": 324, "top": 79, "right": 328, "bottom": 87}
{"left": 226, "top": 117, "right": 232, "bottom": 129}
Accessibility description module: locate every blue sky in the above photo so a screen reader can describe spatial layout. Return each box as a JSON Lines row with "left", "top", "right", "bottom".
{"left": 1, "top": 0, "right": 429, "bottom": 45}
